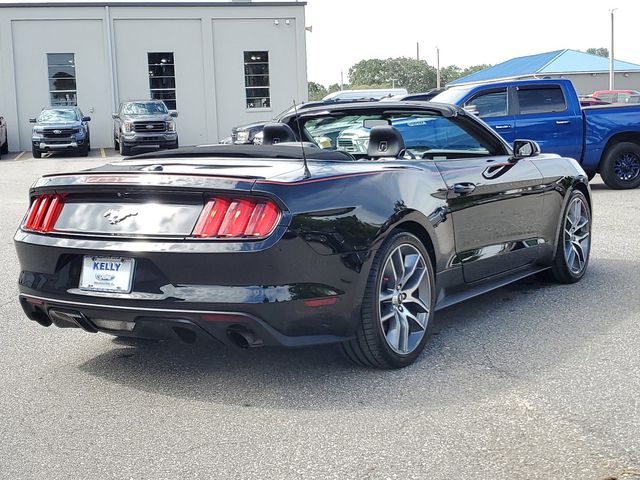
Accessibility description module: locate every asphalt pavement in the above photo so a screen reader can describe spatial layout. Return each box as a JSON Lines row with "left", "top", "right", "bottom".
{"left": 1, "top": 153, "right": 639, "bottom": 480}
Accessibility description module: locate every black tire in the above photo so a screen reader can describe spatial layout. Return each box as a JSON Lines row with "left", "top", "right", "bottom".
{"left": 169, "top": 139, "right": 179, "bottom": 149}
{"left": 119, "top": 141, "right": 130, "bottom": 157}
{"left": 549, "top": 190, "right": 591, "bottom": 284}
{"left": 114, "top": 135, "right": 119, "bottom": 150}
{"left": 79, "top": 143, "right": 89, "bottom": 157}
{"left": 0, "top": 138, "right": 8, "bottom": 155}
{"left": 340, "top": 231, "right": 435, "bottom": 369}
{"left": 32, "top": 147, "right": 41, "bottom": 159}
{"left": 600, "top": 142, "right": 640, "bottom": 189}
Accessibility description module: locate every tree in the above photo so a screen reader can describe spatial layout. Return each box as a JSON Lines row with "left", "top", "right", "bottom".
{"left": 308, "top": 81, "right": 327, "bottom": 101}
{"left": 348, "top": 57, "right": 437, "bottom": 93}
{"left": 586, "top": 47, "right": 609, "bottom": 58}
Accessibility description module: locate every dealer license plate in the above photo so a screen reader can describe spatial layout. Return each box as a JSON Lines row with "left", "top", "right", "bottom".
{"left": 79, "top": 256, "right": 135, "bottom": 293}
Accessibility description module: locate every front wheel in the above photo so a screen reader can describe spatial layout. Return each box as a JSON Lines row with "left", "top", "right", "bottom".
{"left": 549, "top": 190, "right": 591, "bottom": 284}
{"left": 340, "top": 231, "right": 435, "bottom": 369}
{"left": 600, "top": 142, "right": 640, "bottom": 189}
{"left": 119, "top": 141, "right": 130, "bottom": 157}
{"left": 1, "top": 138, "right": 8, "bottom": 155}
{"left": 32, "top": 147, "right": 41, "bottom": 159}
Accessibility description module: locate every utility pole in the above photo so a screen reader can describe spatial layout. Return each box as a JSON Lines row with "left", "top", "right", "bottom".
{"left": 416, "top": 42, "right": 420, "bottom": 61}
{"left": 436, "top": 47, "right": 441, "bottom": 89}
{"left": 340, "top": 70, "right": 344, "bottom": 91}
{"left": 609, "top": 8, "right": 617, "bottom": 90}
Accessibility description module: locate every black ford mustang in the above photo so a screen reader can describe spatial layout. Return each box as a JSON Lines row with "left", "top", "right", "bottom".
{"left": 14, "top": 102, "right": 592, "bottom": 369}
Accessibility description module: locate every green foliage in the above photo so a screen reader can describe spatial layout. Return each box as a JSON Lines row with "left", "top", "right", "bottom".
{"left": 308, "top": 59, "right": 492, "bottom": 95}
{"left": 308, "top": 81, "right": 327, "bottom": 101}
{"left": 348, "top": 57, "right": 436, "bottom": 93}
{"left": 586, "top": 47, "right": 609, "bottom": 58}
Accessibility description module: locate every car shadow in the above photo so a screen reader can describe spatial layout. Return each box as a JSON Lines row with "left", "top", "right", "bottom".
{"left": 78, "top": 257, "right": 634, "bottom": 411}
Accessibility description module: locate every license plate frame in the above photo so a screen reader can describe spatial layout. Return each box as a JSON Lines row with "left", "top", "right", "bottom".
{"left": 79, "top": 256, "right": 135, "bottom": 293}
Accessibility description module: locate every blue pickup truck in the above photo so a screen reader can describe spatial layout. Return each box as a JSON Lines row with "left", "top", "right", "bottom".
{"left": 430, "top": 79, "right": 640, "bottom": 189}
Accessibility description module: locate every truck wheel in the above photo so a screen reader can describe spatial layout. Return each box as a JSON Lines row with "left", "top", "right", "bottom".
{"left": 600, "top": 142, "right": 640, "bottom": 189}
{"left": 114, "top": 136, "right": 119, "bottom": 150}
{"left": 169, "top": 139, "right": 179, "bottom": 149}
{"left": 32, "top": 147, "right": 41, "bottom": 159}
{"left": 79, "top": 144, "right": 89, "bottom": 157}
{"left": 340, "top": 231, "right": 435, "bottom": 369}
{"left": 119, "top": 141, "right": 130, "bottom": 157}
{"left": 0, "top": 138, "right": 7, "bottom": 155}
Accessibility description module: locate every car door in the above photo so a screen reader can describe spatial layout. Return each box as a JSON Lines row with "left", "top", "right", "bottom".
{"left": 513, "top": 84, "right": 583, "bottom": 161}
{"left": 463, "top": 87, "right": 517, "bottom": 144}
{"left": 424, "top": 116, "right": 545, "bottom": 283}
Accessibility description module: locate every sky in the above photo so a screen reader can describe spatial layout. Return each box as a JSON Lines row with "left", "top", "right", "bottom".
{"left": 303, "top": 0, "right": 640, "bottom": 86}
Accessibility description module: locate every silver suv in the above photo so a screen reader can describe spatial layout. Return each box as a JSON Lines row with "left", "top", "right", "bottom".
{"left": 112, "top": 100, "right": 178, "bottom": 156}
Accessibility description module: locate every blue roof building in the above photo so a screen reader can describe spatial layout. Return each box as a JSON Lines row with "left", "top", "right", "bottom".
{"left": 449, "top": 49, "right": 640, "bottom": 94}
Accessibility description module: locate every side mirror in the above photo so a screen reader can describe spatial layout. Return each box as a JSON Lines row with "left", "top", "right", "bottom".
{"left": 512, "top": 139, "right": 540, "bottom": 159}
{"left": 82, "top": 116, "right": 91, "bottom": 122}
{"left": 29, "top": 117, "right": 37, "bottom": 123}
{"left": 170, "top": 111, "right": 178, "bottom": 118}
{"left": 112, "top": 113, "right": 119, "bottom": 119}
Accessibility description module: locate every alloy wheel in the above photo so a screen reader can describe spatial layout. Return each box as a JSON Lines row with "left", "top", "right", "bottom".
{"left": 563, "top": 197, "right": 590, "bottom": 276}
{"left": 378, "top": 244, "right": 431, "bottom": 354}
{"left": 614, "top": 152, "right": 640, "bottom": 182}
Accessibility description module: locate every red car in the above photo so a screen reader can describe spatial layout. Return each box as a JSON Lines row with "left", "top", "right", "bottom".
{"left": 579, "top": 95, "right": 611, "bottom": 107}
{"left": 592, "top": 89, "right": 640, "bottom": 103}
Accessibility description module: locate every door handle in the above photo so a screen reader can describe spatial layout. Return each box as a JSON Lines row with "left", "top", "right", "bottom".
{"left": 495, "top": 125, "right": 512, "bottom": 130}
{"left": 555, "top": 120, "right": 570, "bottom": 125}
{"left": 452, "top": 182, "right": 476, "bottom": 195}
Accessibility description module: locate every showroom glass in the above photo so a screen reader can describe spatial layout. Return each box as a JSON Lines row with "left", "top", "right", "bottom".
{"left": 244, "top": 51, "right": 270, "bottom": 109}
{"left": 148, "top": 52, "right": 177, "bottom": 110}
{"left": 466, "top": 89, "right": 508, "bottom": 118}
{"left": 517, "top": 86, "right": 566, "bottom": 114}
{"left": 303, "top": 113, "right": 493, "bottom": 158}
{"left": 47, "top": 53, "right": 77, "bottom": 106}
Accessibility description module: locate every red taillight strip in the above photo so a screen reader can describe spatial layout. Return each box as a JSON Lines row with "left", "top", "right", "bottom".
{"left": 192, "top": 197, "right": 281, "bottom": 239}
{"left": 23, "top": 194, "right": 65, "bottom": 233}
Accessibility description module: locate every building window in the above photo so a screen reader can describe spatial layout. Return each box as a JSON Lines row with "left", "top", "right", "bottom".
{"left": 148, "top": 52, "right": 177, "bottom": 110}
{"left": 244, "top": 51, "right": 270, "bottom": 109}
{"left": 47, "top": 53, "right": 77, "bottom": 106}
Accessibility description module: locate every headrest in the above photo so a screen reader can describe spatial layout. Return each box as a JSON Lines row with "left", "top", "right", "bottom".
{"left": 367, "top": 125, "right": 405, "bottom": 158}
{"left": 262, "top": 123, "right": 297, "bottom": 145}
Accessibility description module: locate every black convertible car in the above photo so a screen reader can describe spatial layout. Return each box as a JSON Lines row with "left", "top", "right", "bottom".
{"left": 14, "top": 102, "right": 592, "bottom": 369}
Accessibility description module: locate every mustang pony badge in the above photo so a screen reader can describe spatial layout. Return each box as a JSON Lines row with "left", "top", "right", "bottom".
{"left": 103, "top": 208, "right": 138, "bottom": 225}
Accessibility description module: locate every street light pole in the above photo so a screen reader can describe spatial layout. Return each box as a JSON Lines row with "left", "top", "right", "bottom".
{"left": 436, "top": 47, "right": 441, "bottom": 89}
{"left": 609, "top": 8, "right": 618, "bottom": 90}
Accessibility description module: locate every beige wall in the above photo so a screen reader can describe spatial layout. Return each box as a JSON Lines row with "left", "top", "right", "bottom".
{"left": 0, "top": 3, "right": 308, "bottom": 151}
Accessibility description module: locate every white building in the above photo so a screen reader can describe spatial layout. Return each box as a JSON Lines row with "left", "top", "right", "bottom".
{"left": 0, "top": 1, "right": 308, "bottom": 151}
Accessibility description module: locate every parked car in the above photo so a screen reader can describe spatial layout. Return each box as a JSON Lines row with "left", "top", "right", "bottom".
{"left": 625, "top": 94, "right": 640, "bottom": 104}
{"left": 431, "top": 79, "right": 640, "bottom": 189}
{"left": 381, "top": 88, "right": 446, "bottom": 102}
{"left": 322, "top": 88, "right": 408, "bottom": 101}
{"left": 29, "top": 107, "right": 91, "bottom": 158}
{"left": 0, "top": 115, "right": 7, "bottom": 159}
{"left": 112, "top": 100, "right": 178, "bottom": 156}
{"left": 591, "top": 89, "right": 640, "bottom": 103}
{"left": 579, "top": 95, "right": 611, "bottom": 107}
{"left": 14, "top": 101, "right": 591, "bottom": 369}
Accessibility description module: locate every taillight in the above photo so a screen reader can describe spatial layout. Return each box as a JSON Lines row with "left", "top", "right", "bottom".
{"left": 192, "top": 197, "right": 281, "bottom": 239}
{"left": 23, "top": 194, "right": 65, "bottom": 233}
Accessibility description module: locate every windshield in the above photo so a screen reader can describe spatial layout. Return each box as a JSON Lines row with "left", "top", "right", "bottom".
{"left": 122, "top": 102, "right": 168, "bottom": 116}
{"left": 300, "top": 111, "right": 500, "bottom": 159}
{"left": 37, "top": 109, "right": 78, "bottom": 124}
{"left": 431, "top": 87, "right": 473, "bottom": 105}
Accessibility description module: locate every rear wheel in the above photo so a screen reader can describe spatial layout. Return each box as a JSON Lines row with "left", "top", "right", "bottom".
{"left": 549, "top": 190, "right": 591, "bottom": 283}
{"left": 340, "top": 231, "right": 435, "bottom": 369}
{"left": 600, "top": 142, "right": 640, "bottom": 189}
{"left": 32, "top": 147, "right": 41, "bottom": 159}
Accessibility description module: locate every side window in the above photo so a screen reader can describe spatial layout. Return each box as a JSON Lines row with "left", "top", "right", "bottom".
{"left": 465, "top": 89, "right": 508, "bottom": 118}
{"left": 517, "top": 86, "right": 566, "bottom": 114}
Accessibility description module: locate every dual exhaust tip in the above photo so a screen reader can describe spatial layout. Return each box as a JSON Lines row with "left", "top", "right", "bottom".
{"left": 43, "top": 308, "right": 263, "bottom": 349}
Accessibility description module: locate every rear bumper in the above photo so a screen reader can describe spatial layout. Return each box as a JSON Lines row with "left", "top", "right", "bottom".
{"left": 14, "top": 231, "right": 372, "bottom": 347}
